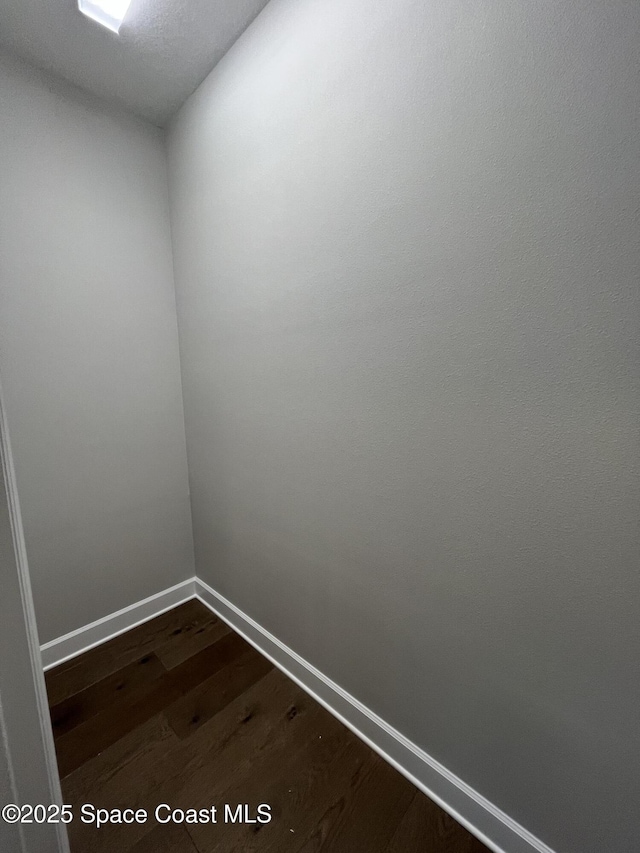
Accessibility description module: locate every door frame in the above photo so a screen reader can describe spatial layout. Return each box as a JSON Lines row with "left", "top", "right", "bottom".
{"left": 0, "top": 378, "right": 69, "bottom": 853}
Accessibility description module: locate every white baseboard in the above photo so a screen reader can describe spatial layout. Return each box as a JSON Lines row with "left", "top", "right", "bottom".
{"left": 40, "top": 577, "right": 197, "bottom": 671}
{"left": 195, "top": 578, "right": 556, "bottom": 853}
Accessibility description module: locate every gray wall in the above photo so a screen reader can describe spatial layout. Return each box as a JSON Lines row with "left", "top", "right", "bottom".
{"left": 167, "top": 2, "right": 640, "bottom": 851}
{"left": 0, "top": 52, "right": 194, "bottom": 643}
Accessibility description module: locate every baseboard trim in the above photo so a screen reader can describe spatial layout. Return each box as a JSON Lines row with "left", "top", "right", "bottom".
{"left": 40, "top": 578, "right": 197, "bottom": 671}
{"left": 195, "top": 578, "right": 556, "bottom": 853}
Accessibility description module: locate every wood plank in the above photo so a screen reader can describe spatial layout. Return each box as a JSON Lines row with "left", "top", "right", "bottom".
{"left": 46, "top": 599, "right": 213, "bottom": 705}
{"left": 184, "top": 691, "right": 350, "bottom": 853}
{"left": 127, "top": 824, "right": 199, "bottom": 853}
{"left": 259, "top": 738, "right": 371, "bottom": 853}
{"left": 168, "top": 679, "right": 333, "bottom": 821}
{"left": 289, "top": 751, "right": 414, "bottom": 853}
{"left": 189, "top": 716, "right": 372, "bottom": 853}
{"left": 63, "top": 715, "right": 180, "bottom": 853}
{"left": 50, "top": 653, "right": 165, "bottom": 737}
{"left": 60, "top": 670, "right": 305, "bottom": 853}
{"left": 62, "top": 714, "right": 178, "bottom": 805}
{"left": 156, "top": 616, "right": 231, "bottom": 670}
{"left": 55, "top": 631, "right": 250, "bottom": 777}
{"left": 263, "top": 741, "right": 369, "bottom": 853}
{"left": 386, "top": 790, "right": 490, "bottom": 853}
{"left": 165, "top": 647, "right": 273, "bottom": 739}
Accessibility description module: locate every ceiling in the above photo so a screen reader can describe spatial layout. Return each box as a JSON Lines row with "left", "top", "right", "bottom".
{"left": 0, "top": 0, "right": 271, "bottom": 126}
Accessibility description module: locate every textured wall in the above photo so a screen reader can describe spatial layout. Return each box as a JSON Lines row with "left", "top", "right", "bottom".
{"left": 0, "top": 52, "right": 194, "bottom": 643}
{"left": 168, "top": 2, "right": 640, "bottom": 850}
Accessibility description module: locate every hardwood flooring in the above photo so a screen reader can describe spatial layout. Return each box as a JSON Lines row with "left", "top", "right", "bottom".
{"left": 46, "top": 599, "right": 489, "bottom": 853}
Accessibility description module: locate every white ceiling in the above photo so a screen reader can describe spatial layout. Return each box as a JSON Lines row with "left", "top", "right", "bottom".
{"left": 0, "top": 0, "right": 271, "bottom": 125}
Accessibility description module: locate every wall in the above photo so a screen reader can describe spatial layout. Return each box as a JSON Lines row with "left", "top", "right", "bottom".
{"left": 167, "top": 2, "right": 640, "bottom": 851}
{"left": 0, "top": 51, "right": 194, "bottom": 643}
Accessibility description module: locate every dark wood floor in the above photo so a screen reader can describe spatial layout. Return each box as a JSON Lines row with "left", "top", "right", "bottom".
{"left": 46, "top": 599, "right": 488, "bottom": 853}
